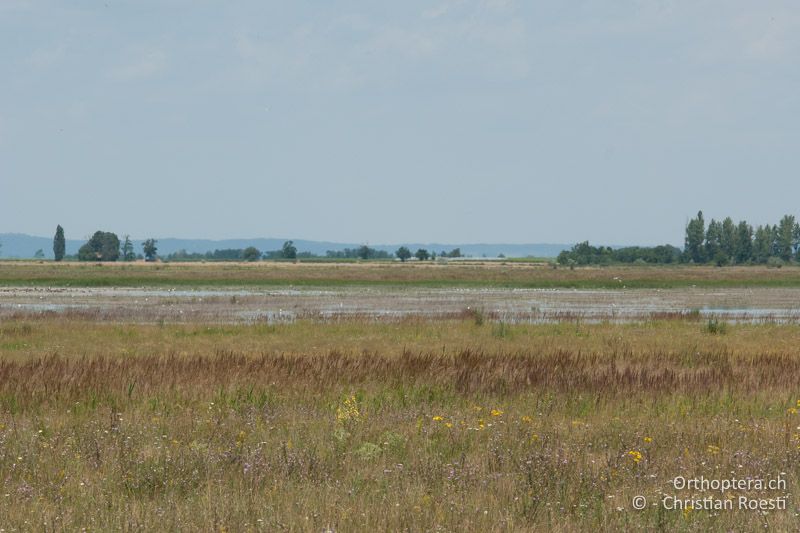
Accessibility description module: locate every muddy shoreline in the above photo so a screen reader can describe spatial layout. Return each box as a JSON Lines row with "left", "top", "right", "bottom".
{"left": 1, "top": 286, "right": 799, "bottom": 324}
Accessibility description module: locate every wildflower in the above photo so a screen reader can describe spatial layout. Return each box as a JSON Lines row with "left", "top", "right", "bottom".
{"left": 788, "top": 408, "right": 798, "bottom": 415}
{"left": 643, "top": 437, "right": 653, "bottom": 443}
{"left": 628, "top": 450, "right": 643, "bottom": 464}
{"left": 336, "top": 395, "right": 361, "bottom": 424}
{"left": 707, "top": 445, "right": 720, "bottom": 455}
{"left": 490, "top": 409, "right": 503, "bottom": 417}
{"left": 432, "top": 416, "right": 444, "bottom": 422}
{"left": 445, "top": 422, "right": 453, "bottom": 429}
{"left": 521, "top": 415, "right": 533, "bottom": 424}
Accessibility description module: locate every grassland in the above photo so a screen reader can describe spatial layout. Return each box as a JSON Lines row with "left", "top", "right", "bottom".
{"left": 3, "top": 260, "right": 800, "bottom": 289}
{"left": 1, "top": 315, "right": 800, "bottom": 531}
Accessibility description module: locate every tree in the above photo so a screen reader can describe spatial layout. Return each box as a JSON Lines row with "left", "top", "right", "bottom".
{"left": 396, "top": 246, "right": 411, "bottom": 262}
{"left": 53, "top": 225, "right": 65, "bottom": 262}
{"left": 705, "top": 219, "right": 723, "bottom": 264}
{"left": 720, "top": 217, "right": 736, "bottom": 261}
{"left": 734, "top": 220, "right": 753, "bottom": 264}
{"left": 142, "top": 239, "right": 158, "bottom": 262}
{"left": 415, "top": 248, "right": 430, "bottom": 261}
{"left": 357, "top": 245, "right": 371, "bottom": 260}
{"left": 34, "top": 249, "right": 45, "bottom": 259}
{"left": 770, "top": 224, "right": 780, "bottom": 258}
{"left": 242, "top": 246, "right": 261, "bottom": 262}
{"left": 776, "top": 215, "right": 797, "bottom": 262}
{"left": 122, "top": 236, "right": 136, "bottom": 261}
{"left": 282, "top": 240, "right": 297, "bottom": 260}
{"left": 753, "top": 225, "right": 773, "bottom": 263}
{"left": 78, "top": 231, "right": 120, "bottom": 261}
{"left": 684, "top": 211, "right": 705, "bottom": 263}
{"left": 795, "top": 222, "right": 800, "bottom": 260}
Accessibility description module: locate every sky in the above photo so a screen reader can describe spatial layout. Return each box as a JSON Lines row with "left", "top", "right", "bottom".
{"left": 1, "top": 0, "right": 798, "bottom": 245}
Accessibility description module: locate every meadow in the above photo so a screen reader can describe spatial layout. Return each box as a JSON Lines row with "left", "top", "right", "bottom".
{"left": 0, "top": 263, "right": 800, "bottom": 531}
{"left": 3, "top": 260, "right": 800, "bottom": 289}
{"left": 1, "top": 310, "right": 800, "bottom": 530}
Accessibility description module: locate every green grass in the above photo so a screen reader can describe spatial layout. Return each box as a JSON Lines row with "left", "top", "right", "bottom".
{"left": 2, "top": 261, "right": 800, "bottom": 289}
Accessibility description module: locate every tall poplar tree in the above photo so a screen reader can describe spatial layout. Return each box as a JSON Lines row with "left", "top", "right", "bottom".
{"left": 734, "top": 220, "right": 753, "bottom": 264}
{"left": 720, "top": 217, "right": 736, "bottom": 261}
{"left": 705, "top": 220, "right": 725, "bottom": 265}
{"left": 684, "top": 211, "right": 706, "bottom": 263}
{"left": 776, "top": 215, "right": 797, "bottom": 261}
{"left": 53, "top": 225, "right": 65, "bottom": 262}
{"left": 122, "top": 236, "right": 136, "bottom": 261}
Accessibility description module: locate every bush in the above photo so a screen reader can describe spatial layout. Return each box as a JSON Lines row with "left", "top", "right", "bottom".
{"left": 705, "top": 319, "right": 727, "bottom": 335}
{"left": 767, "top": 257, "right": 785, "bottom": 268}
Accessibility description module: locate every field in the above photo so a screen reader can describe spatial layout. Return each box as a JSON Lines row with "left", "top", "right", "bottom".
{"left": 3, "top": 260, "right": 800, "bottom": 288}
{"left": 1, "top": 262, "right": 800, "bottom": 531}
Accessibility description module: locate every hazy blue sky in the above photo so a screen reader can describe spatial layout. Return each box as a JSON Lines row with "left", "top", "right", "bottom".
{"left": 1, "top": 1, "right": 798, "bottom": 245}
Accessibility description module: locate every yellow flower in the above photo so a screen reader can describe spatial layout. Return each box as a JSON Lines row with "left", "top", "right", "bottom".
{"left": 789, "top": 408, "right": 798, "bottom": 415}
{"left": 628, "top": 450, "right": 643, "bottom": 464}
{"left": 521, "top": 415, "right": 533, "bottom": 424}
{"left": 643, "top": 437, "right": 653, "bottom": 443}
{"left": 490, "top": 409, "right": 503, "bottom": 417}
{"left": 336, "top": 395, "right": 361, "bottom": 424}
{"left": 432, "top": 416, "right": 444, "bottom": 422}
{"left": 707, "top": 445, "right": 720, "bottom": 455}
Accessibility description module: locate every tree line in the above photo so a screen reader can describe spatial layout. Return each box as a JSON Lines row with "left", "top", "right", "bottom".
{"left": 556, "top": 242, "right": 682, "bottom": 266}
{"left": 557, "top": 212, "right": 800, "bottom": 266}
{"left": 50, "top": 227, "right": 158, "bottom": 262}
{"left": 683, "top": 212, "right": 799, "bottom": 265}
{"left": 48, "top": 227, "right": 463, "bottom": 263}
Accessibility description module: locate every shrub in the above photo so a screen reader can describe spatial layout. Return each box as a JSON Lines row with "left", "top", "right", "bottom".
{"left": 705, "top": 318, "right": 727, "bottom": 335}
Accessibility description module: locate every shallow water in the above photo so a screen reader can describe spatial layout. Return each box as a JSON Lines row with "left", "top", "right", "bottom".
{"left": 1, "top": 286, "right": 799, "bottom": 324}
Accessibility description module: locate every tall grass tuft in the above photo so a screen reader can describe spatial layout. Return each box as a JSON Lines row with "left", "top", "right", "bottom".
{"left": 705, "top": 318, "right": 728, "bottom": 334}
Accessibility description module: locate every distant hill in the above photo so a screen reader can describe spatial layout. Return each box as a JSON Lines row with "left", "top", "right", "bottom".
{"left": 0, "top": 233, "right": 570, "bottom": 259}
